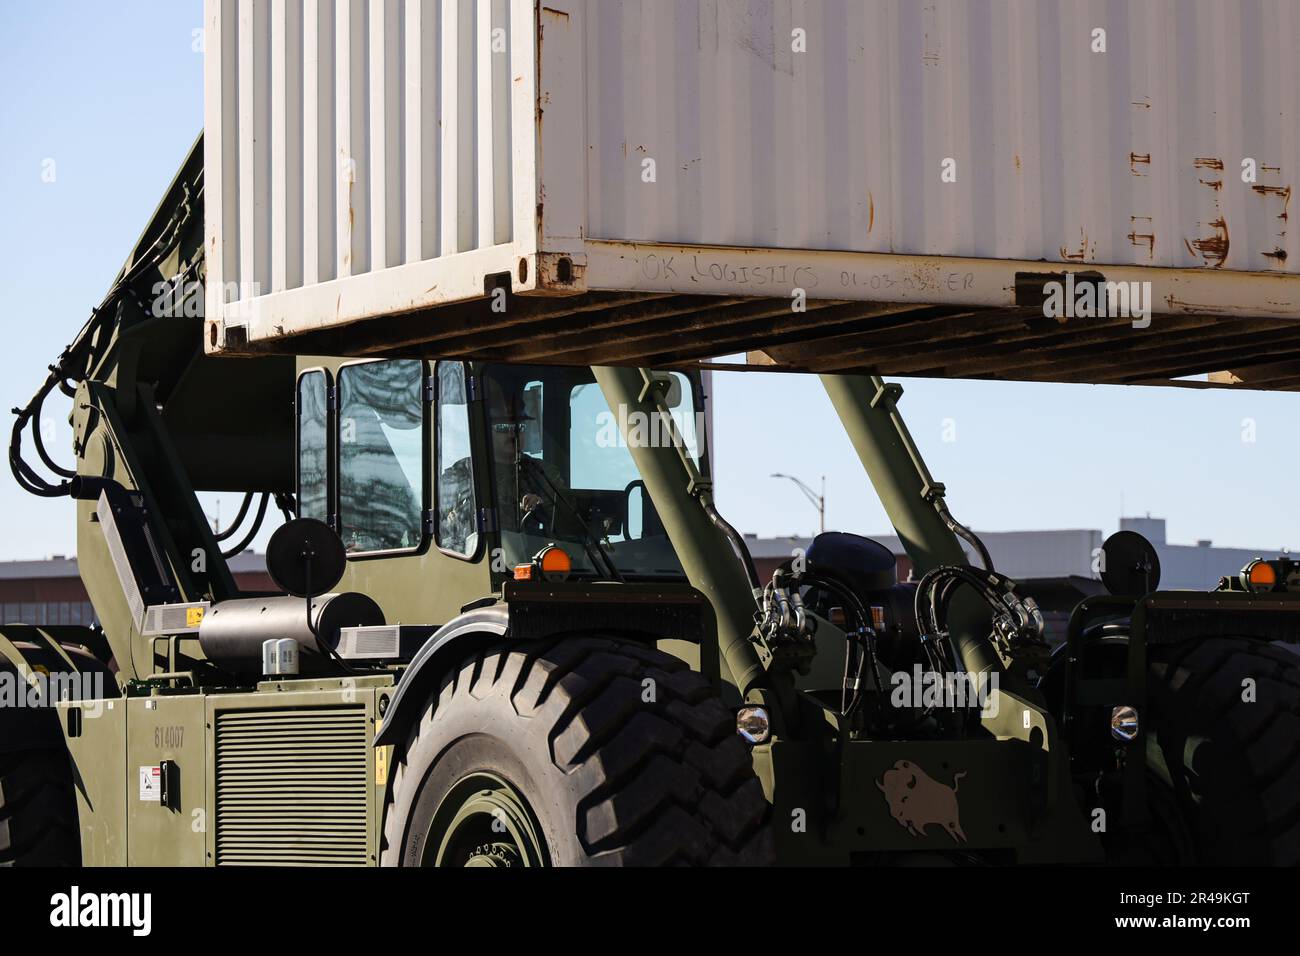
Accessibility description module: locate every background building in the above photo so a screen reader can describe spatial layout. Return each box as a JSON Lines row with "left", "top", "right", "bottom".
{"left": 0, "top": 552, "right": 274, "bottom": 627}
{"left": 745, "top": 517, "right": 1283, "bottom": 590}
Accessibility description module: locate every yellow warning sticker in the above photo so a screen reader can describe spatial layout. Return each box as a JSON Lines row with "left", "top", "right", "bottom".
{"left": 375, "top": 745, "right": 393, "bottom": 786}
{"left": 186, "top": 606, "right": 205, "bottom": 628}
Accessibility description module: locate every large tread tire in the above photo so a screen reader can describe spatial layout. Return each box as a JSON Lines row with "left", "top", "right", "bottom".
{"left": 381, "top": 637, "right": 774, "bottom": 866}
{"left": 1147, "top": 637, "right": 1300, "bottom": 865}
{"left": 0, "top": 748, "right": 81, "bottom": 867}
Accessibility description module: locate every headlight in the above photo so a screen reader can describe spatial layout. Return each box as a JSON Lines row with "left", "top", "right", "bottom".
{"left": 1110, "top": 705, "right": 1139, "bottom": 743}
{"left": 736, "top": 706, "right": 771, "bottom": 745}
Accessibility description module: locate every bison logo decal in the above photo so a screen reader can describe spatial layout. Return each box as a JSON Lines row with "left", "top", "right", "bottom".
{"left": 875, "top": 760, "right": 967, "bottom": 843}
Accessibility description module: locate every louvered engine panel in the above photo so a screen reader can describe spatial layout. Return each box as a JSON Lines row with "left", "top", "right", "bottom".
{"left": 214, "top": 706, "right": 370, "bottom": 866}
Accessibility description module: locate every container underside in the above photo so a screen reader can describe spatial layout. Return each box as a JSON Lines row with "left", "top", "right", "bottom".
{"left": 215, "top": 242, "right": 1300, "bottom": 392}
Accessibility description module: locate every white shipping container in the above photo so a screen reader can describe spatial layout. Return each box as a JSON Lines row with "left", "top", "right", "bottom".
{"left": 205, "top": 0, "right": 1300, "bottom": 358}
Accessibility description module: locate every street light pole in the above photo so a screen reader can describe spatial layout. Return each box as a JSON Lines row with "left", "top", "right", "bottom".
{"left": 771, "top": 473, "right": 826, "bottom": 535}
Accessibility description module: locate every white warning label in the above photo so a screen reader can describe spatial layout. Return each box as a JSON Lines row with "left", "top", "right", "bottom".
{"left": 138, "top": 765, "right": 161, "bottom": 802}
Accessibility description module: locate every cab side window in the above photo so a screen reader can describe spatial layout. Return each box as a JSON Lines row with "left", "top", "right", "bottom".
{"left": 296, "top": 370, "right": 331, "bottom": 525}
{"left": 337, "top": 360, "right": 426, "bottom": 555}
{"left": 436, "top": 362, "right": 477, "bottom": 557}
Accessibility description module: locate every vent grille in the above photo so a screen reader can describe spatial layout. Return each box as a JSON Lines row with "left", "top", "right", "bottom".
{"left": 354, "top": 627, "right": 399, "bottom": 656}
{"left": 214, "top": 707, "right": 369, "bottom": 867}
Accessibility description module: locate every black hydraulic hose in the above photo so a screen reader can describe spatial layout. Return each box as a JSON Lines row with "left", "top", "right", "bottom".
{"left": 933, "top": 497, "right": 994, "bottom": 571}
{"left": 303, "top": 560, "right": 358, "bottom": 675}
{"left": 215, "top": 492, "right": 256, "bottom": 542}
{"left": 274, "top": 492, "right": 296, "bottom": 523}
{"left": 30, "top": 390, "right": 75, "bottom": 479}
{"left": 915, "top": 564, "right": 1010, "bottom": 638}
{"left": 221, "top": 493, "right": 270, "bottom": 559}
{"left": 10, "top": 178, "right": 198, "bottom": 503}
{"left": 10, "top": 383, "right": 72, "bottom": 498}
{"left": 798, "top": 568, "right": 885, "bottom": 718}
{"left": 701, "top": 499, "right": 763, "bottom": 597}
{"left": 216, "top": 490, "right": 293, "bottom": 549}
{"left": 31, "top": 411, "right": 75, "bottom": 478}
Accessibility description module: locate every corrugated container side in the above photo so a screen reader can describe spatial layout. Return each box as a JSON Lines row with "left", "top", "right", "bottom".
{"left": 205, "top": 0, "right": 531, "bottom": 342}
{"left": 577, "top": 0, "right": 1299, "bottom": 274}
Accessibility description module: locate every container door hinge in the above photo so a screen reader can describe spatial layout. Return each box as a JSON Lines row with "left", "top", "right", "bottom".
{"left": 423, "top": 509, "right": 436, "bottom": 536}
{"left": 477, "top": 508, "right": 498, "bottom": 534}
{"left": 467, "top": 374, "right": 481, "bottom": 403}
{"left": 327, "top": 386, "right": 338, "bottom": 413}
{"left": 424, "top": 375, "right": 436, "bottom": 404}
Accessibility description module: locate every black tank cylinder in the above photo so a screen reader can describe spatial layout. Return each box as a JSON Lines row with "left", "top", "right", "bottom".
{"left": 199, "top": 593, "right": 385, "bottom": 674}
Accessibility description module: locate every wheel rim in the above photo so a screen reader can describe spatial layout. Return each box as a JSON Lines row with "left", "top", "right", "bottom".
{"left": 423, "top": 772, "right": 549, "bottom": 867}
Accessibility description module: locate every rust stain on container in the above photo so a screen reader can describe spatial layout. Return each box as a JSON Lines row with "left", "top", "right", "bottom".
{"left": 1193, "top": 157, "right": 1225, "bottom": 171}
{"left": 1184, "top": 218, "right": 1230, "bottom": 268}
{"left": 1129, "top": 152, "right": 1151, "bottom": 176}
{"left": 542, "top": 6, "right": 571, "bottom": 22}
{"left": 1252, "top": 183, "right": 1292, "bottom": 220}
{"left": 1128, "top": 216, "right": 1155, "bottom": 259}
{"left": 1252, "top": 184, "right": 1291, "bottom": 265}
{"left": 1165, "top": 295, "right": 1230, "bottom": 315}
{"left": 867, "top": 192, "right": 875, "bottom": 233}
{"left": 921, "top": 0, "right": 940, "bottom": 66}
{"left": 1060, "top": 228, "right": 1095, "bottom": 262}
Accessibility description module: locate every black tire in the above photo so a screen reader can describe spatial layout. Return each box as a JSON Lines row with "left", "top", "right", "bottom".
{"left": 381, "top": 637, "right": 774, "bottom": 866}
{"left": 0, "top": 748, "right": 81, "bottom": 867}
{"left": 1146, "top": 637, "right": 1300, "bottom": 865}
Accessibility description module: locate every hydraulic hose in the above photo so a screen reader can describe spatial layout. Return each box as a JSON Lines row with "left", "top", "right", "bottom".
{"left": 221, "top": 493, "right": 270, "bottom": 559}
{"left": 10, "top": 176, "right": 199, "bottom": 502}
{"left": 933, "top": 496, "right": 994, "bottom": 571}
{"left": 215, "top": 492, "right": 256, "bottom": 542}
{"left": 701, "top": 498, "right": 763, "bottom": 597}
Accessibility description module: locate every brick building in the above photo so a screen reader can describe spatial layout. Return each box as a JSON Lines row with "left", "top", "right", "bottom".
{"left": 0, "top": 553, "right": 274, "bottom": 627}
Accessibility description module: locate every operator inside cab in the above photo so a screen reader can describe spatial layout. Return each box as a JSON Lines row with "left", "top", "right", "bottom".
{"left": 436, "top": 371, "right": 563, "bottom": 555}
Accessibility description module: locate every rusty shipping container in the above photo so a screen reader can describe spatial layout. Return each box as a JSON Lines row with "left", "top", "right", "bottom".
{"left": 202, "top": 0, "right": 1300, "bottom": 387}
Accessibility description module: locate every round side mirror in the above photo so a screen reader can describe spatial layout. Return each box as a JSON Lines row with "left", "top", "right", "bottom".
{"left": 1100, "top": 530, "right": 1161, "bottom": 596}
{"left": 266, "top": 518, "right": 347, "bottom": 598}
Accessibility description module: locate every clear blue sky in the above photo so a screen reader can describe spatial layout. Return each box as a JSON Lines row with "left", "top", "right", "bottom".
{"left": 1, "top": 2, "right": 1297, "bottom": 562}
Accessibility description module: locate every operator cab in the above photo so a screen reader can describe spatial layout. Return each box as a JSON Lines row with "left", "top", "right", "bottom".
{"left": 477, "top": 364, "right": 702, "bottom": 582}
{"left": 293, "top": 360, "right": 705, "bottom": 602}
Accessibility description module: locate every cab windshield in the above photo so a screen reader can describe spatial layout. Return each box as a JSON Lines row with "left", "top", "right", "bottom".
{"left": 481, "top": 365, "right": 704, "bottom": 580}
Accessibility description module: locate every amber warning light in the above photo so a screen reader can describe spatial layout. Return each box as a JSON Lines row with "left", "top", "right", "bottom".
{"left": 514, "top": 546, "right": 573, "bottom": 583}
{"left": 1244, "top": 560, "right": 1278, "bottom": 592}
